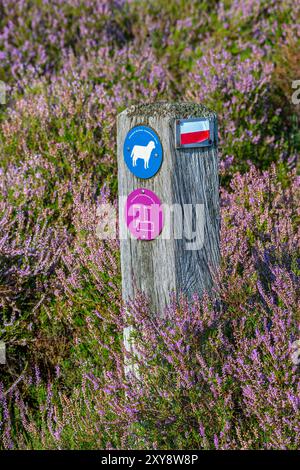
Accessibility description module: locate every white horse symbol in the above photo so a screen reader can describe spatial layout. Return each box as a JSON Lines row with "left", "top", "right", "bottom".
{"left": 131, "top": 140, "right": 155, "bottom": 169}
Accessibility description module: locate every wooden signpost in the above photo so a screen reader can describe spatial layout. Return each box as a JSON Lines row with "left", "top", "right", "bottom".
{"left": 0, "top": 341, "right": 5, "bottom": 364}
{"left": 117, "top": 102, "right": 220, "bottom": 316}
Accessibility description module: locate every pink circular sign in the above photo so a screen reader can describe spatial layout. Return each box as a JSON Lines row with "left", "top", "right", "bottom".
{"left": 125, "top": 188, "right": 164, "bottom": 240}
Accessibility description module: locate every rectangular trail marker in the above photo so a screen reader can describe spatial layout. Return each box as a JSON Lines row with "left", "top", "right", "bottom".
{"left": 176, "top": 117, "right": 213, "bottom": 147}
{"left": 117, "top": 102, "right": 220, "bottom": 315}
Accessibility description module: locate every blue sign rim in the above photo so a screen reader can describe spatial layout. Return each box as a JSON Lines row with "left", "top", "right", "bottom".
{"left": 123, "top": 123, "right": 163, "bottom": 180}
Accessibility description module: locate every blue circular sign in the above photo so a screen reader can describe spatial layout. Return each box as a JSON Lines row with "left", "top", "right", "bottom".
{"left": 123, "top": 125, "right": 163, "bottom": 179}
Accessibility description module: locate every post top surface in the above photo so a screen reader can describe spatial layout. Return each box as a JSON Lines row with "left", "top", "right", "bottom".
{"left": 119, "top": 102, "right": 216, "bottom": 120}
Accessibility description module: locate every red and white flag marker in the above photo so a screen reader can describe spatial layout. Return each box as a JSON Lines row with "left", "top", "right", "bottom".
{"left": 176, "top": 118, "right": 212, "bottom": 148}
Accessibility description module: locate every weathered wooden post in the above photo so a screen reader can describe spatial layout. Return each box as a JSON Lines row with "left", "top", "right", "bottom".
{"left": 0, "top": 341, "right": 5, "bottom": 365}
{"left": 117, "top": 102, "right": 219, "bottom": 316}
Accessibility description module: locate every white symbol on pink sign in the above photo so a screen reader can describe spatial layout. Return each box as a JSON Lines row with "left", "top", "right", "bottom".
{"left": 132, "top": 205, "right": 154, "bottom": 234}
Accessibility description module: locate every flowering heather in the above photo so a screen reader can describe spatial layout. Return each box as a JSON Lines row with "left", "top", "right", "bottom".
{"left": 0, "top": 0, "right": 299, "bottom": 451}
